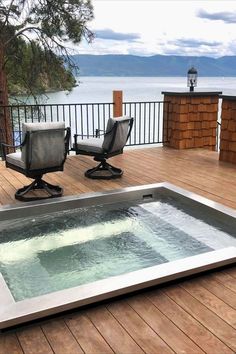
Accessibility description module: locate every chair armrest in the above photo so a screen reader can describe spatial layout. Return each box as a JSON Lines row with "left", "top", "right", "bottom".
{"left": 74, "top": 127, "right": 107, "bottom": 140}
{"left": 74, "top": 134, "right": 96, "bottom": 138}
{"left": 1, "top": 137, "right": 26, "bottom": 160}
{"left": 73, "top": 132, "right": 99, "bottom": 147}
{"left": 1, "top": 142, "right": 19, "bottom": 160}
{"left": 95, "top": 129, "right": 106, "bottom": 137}
{"left": 73, "top": 128, "right": 108, "bottom": 146}
{"left": 1, "top": 142, "right": 22, "bottom": 149}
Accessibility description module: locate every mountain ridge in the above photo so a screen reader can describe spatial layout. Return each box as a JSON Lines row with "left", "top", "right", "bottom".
{"left": 71, "top": 54, "right": 236, "bottom": 77}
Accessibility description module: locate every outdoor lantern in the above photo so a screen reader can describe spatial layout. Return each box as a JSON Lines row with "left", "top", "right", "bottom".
{"left": 187, "top": 66, "right": 198, "bottom": 92}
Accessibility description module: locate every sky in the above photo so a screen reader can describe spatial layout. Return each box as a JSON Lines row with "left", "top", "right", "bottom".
{"left": 77, "top": 0, "right": 236, "bottom": 57}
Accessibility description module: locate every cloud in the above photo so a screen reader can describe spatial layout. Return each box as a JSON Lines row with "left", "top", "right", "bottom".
{"left": 198, "top": 10, "right": 236, "bottom": 24}
{"left": 163, "top": 47, "right": 220, "bottom": 57}
{"left": 172, "top": 38, "right": 221, "bottom": 48}
{"left": 162, "top": 38, "right": 222, "bottom": 57}
{"left": 77, "top": 33, "right": 226, "bottom": 58}
{"left": 95, "top": 29, "right": 140, "bottom": 41}
{"left": 225, "top": 40, "right": 236, "bottom": 55}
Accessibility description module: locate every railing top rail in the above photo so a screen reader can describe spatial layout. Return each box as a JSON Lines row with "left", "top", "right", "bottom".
{"left": 0, "top": 100, "right": 168, "bottom": 109}
{"left": 0, "top": 102, "right": 114, "bottom": 108}
{"left": 123, "top": 100, "right": 166, "bottom": 104}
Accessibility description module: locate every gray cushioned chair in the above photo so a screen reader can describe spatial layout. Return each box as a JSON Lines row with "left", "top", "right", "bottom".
{"left": 2, "top": 122, "right": 70, "bottom": 201}
{"left": 73, "top": 116, "right": 133, "bottom": 179}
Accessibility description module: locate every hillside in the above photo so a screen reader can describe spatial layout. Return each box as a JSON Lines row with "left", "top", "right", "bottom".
{"left": 71, "top": 54, "right": 236, "bottom": 77}
{"left": 7, "top": 40, "right": 76, "bottom": 96}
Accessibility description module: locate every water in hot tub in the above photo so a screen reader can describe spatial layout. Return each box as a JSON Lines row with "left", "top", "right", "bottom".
{"left": 0, "top": 195, "right": 235, "bottom": 301}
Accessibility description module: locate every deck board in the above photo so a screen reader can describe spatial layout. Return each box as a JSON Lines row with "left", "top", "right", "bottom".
{"left": 126, "top": 295, "right": 202, "bottom": 353}
{"left": 0, "top": 333, "right": 23, "bottom": 354}
{"left": 65, "top": 312, "right": 115, "bottom": 354}
{"left": 107, "top": 300, "right": 175, "bottom": 354}
{"left": 146, "top": 288, "right": 233, "bottom": 354}
{"left": 180, "top": 280, "right": 236, "bottom": 328}
{"left": 41, "top": 320, "right": 84, "bottom": 354}
{"left": 164, "top": 285, "right": 236, "bottom": 352}
{"left": 16, "top": 327, "right": 54, "bottom": 354}
{"left": 85, "top": 306, "right": 145, "bottom": 354}
{"left": 0, "top": 147, "right": 236, "bottom": 353}
{"left": 190, "top": 275, "right": 236, "bottom": 310}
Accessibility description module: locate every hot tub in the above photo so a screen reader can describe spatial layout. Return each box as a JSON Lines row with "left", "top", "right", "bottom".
{"left": 0, "top": 182, "right": 235, "bottom": 329}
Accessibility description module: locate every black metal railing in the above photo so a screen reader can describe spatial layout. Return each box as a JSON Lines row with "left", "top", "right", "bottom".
{"left": 123, "top": 101, "right": 167, "bottom": 145}
{"left": 0, "top": 100, "right": 168, "bottom": 150}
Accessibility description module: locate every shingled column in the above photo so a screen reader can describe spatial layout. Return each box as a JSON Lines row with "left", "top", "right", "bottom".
{"left": 162, "top": 92, "right": 221, "bottom": 150}
{"left": 220, "top": 95, "right": 236, "bottom": 164}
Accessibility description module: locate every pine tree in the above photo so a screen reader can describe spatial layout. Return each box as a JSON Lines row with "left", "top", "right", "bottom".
{"left": 0, "top": 0, "right": 93, "bottom": 144}
{"left": 6, "top": 39, "right": 77, "bottom": 95}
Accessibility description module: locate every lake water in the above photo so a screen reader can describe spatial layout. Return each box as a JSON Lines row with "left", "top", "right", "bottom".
{"left": 36, "top": 76, "right": 236, "bottom": 104}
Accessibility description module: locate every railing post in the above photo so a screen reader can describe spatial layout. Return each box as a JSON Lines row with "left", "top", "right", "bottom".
{"left": 113, "top": 90, "right": 123, "bottom": 117}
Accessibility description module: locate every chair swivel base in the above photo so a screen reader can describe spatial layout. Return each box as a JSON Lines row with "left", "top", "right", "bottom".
{"left": 15, "top": 177, "right": 63, "bottom": 202}
{"left": 85, "top": 161, "right": 123, "bottom": 179}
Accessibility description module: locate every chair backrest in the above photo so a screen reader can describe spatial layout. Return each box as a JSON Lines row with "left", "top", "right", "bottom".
{"left": 102, "top": 116, "right": 133, "bottom": 153}
{"left": 21, "top": 122, "right": 68, "bottom": 170}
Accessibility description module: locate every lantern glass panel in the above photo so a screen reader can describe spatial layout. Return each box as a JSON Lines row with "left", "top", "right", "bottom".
{"left": 187, "top": 73, "right": 197, "bottom": 87}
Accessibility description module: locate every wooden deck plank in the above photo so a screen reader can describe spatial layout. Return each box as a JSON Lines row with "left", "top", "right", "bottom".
{"left": 59, "top": 158, "right": 125, "bottom": 195}
{"left": 41, "top": 319, "right": 84, "bottom": 354}
{"left": 211, "top": 272, "right": 236, "bottom": 293}
{"left": 131, "top": 148, "right": 236, "bottom": 205}
{"left": 127, "top": 294, "right": 205, "bottom": 354}
{"left": 107, "top": 300, "right": 174, "bottom": 354}
{"left": 224, "top": 267, "right": 236, "bottom": 279}
{"left": 85, "top": 306, "right": 145, "bottom": 354}
{"left": 65, "top": 312, "right": 114, "bottom": 354}
{"left": 0, "top": 173, "right": 16, "bottom": 203}
{"left": 147, "top": 288, "right": 233, "bottom": 354}
{"left": 0, "top": 147, "right": 236, "bottom": 354}
{"left": 194, "top": 274, "right": 236, "bottom": 310}
{"left": 0, "top": 147, "right": 236, "bottom": 207}
{"left": 0, "top": 185, "right": 14, "bottom": 206}
{"left": 180, "top": 280, "right": 236, "bottom": 328}
{"left": 164, "top": 285, "right": 236, "bottom": 352}
{"left": 0, "top": 333, "right": 23, "bottom": 354}
{"left": 16, "top": 327, "right": 54, "bottom": 354}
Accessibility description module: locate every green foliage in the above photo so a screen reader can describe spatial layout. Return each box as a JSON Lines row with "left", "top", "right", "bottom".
{"left": 0, "top": 0, "right": 94, "bottom": 44}
{"left": 6, "top": 38, "right": 76, "bottom": 95}
{"left": 0, "top": 0, "right": 94, "bottom": 97}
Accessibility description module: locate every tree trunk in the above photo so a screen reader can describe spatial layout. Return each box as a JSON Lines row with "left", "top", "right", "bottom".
{"left": 0, "top": 43, "right": 13, "bottom": 146}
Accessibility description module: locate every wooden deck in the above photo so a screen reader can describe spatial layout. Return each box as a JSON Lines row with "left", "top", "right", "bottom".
{"left": 0, "top": 146, "right": 236, "bottom": 354}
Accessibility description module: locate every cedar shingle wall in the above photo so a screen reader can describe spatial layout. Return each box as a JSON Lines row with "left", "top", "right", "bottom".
{"left": 164, "top": 95, "right": 218, "bottom": 150}
{"left": 220, "top": 98, "right": 236, "bottom": 163}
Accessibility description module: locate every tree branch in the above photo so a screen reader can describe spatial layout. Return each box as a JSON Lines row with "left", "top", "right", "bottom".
{"left": 3, "top": 0, "right": 16, "bottom": 27}
{"left": 5, "top": 26, "right": 42, "bottom": 46}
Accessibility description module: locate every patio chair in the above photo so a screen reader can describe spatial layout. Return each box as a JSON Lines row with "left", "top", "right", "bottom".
{"left": 73, "top": 116, "right": 133, "bottom": 179}
{"left": 1, "top": 122, "right": 70, "bottom": 201}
